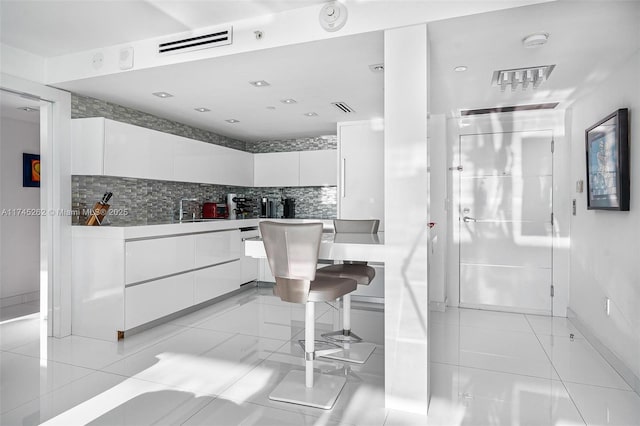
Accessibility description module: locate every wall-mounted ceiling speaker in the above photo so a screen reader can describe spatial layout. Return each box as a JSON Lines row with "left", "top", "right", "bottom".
{"left": 319, "top": 1, "right": 348, "bottom": 32}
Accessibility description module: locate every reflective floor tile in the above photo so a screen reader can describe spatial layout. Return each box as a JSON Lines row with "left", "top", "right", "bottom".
{"left": 11, "top": 335, "right": 140, "bottom": 370}
{"left": 0, "top": 313, "right": 42, "bottom": 350}
{"left": 525, "top": 315, "right": 584, "bottom": 339}
{"left": 183, "top": 397, "right": 353, "bottom": 426}
{"left": 431, "top": 307, "right": 533, "bottom": 334}
{"left": 384, "top": 409, "right": 428, "bottom": 426}
{"left": 565, "top": 381, "right": 640, "bottom": 426}
{"left": 191, "top": 301, "right": 316, "bottom": 341}
{"left": 101, "top": 326, "right": 236, "bottom": 378}
{"left": 430, "top": 322, "right": 559, "bottom": 380}
{"left": 221, "top": 342, "right": 386, "bottom": 426}
{"left": 538, "top": 336, "right": 631, "bottom": 390}
{"left": 0, "top": 351, "right": 94, "bottom": 414}
{"left": 429, "top": 363, "right": 584, "bottom": 426}
{"left": 2, "top": 371, "right": 212, "bottom": 426}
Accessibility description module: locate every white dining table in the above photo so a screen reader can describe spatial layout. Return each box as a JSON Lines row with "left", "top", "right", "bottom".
{"left": 244, "top": 232, "right": 385, "bottom": 262}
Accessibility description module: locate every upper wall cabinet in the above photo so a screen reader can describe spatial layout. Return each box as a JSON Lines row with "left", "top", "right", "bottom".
{"left": 253, "top": 152, "right": 300, "bottom": 187}
{"left": 72, "top": 118, "right": 254, "bottom": 187}
{"left": 299, "top": 150, "right": 337, "bottom": 186}
{"left": 253, "top": 150, "right": 337, "bottom": 187}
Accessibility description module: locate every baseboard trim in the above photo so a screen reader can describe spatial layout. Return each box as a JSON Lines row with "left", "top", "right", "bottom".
{"left": 429, "top": 301, "right": 446, "bottom": 312}
{"left": 567, "top": 308, "right": 640, "bottom": 396}
{"left": 0, "top": 291, "right": 39, "bottom": 308}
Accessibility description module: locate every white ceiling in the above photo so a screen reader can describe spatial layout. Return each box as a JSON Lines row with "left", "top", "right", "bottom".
{"left": 55, "top": 31, "right": 384, "bottom": 142}
{"left": 0, "top": 91, "right": 41, "bottom": 124}
{"left": 429, "top": 1, "right": 640, "bottom": 116}
{"left": 0, "top": 0, "right": 326, "bottom": 57}
{"left": 2, "top": 1, "right": 638, "bottom": 142}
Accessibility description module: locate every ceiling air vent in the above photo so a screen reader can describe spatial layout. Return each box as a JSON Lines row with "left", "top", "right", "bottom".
{"left": 460, "top": 102, "right": 559, "bottom": 116}
{"left": 331, "top": 102, "right": 355, "bottom": 114}
{"left": 492, "top": 64, "right": 555, "bottom": 91}
{"left": 158, "top": 27, "right": 232, "bottom": 55}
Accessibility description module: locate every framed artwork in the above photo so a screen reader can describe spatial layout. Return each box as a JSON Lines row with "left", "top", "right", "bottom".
{"left": 585, "top": 108, "right": 630, "bottom": 211}
{"left": 22, "top": 153, "right": 40, "bottom": 188}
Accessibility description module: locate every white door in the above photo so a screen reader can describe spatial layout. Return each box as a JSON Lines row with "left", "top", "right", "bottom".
{"left": 458, "top": 130, "right": 553, "bottom": 315}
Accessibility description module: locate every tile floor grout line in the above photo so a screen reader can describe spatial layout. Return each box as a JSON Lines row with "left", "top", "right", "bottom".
{"left": 524, "top": 314, "right": 588, "bottom": 425}
{"left": 430, "top": 360, "right": 564, "bottom": 382}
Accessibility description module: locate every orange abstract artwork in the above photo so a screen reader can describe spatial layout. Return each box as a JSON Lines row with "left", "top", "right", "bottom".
{"left": 32, "top": 160, "right": 40, "bottom": 182}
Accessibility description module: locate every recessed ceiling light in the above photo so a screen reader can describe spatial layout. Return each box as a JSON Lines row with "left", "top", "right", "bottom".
{"left": 249, "top": 80, "right": 270, "bottom": 87}
{"left": 454, "top": 66, "right": 468, "bottom": 72}
{"left": 522, "top": 32, "right": 549, "bottom": 48}
{"left": 369, "top": 63, "right": 384, "bottom": 73}
{"left": 304, "top": 112, "right": 318, "bottom": 117}
{"left": 280, "top": 98, "right": 297, "bottom": 104}
{"left": 17, "top": 106, "right": 39, "bottom": 112}
{"left": 194, "top": 107, "right": 210, "bottom": 112}
{"left": 152, "top": 92, "right": 173, "bottom": 98}
{"left": 225, "top": 119, "right": 240, "bottom": 123}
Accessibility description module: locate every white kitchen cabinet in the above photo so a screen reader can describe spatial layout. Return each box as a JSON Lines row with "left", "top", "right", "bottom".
{"left": 195, "top": 230, "right": 241, "bottom": 268}
{"left": 194, "top": 261, "right": 242, "bottom": 304}
{"left": 72, "top": 223, "right": 254, "bottom": 341}
{"left": 125, "top": 235, "right": 195, "bottom": 285}
{"left": 71, "top": 117, "right": 253, "bottom": 186}
{"left": 253, "top": 152, "right": 300, "bottom": 187}
{"left": 104, "top": 119, "right": 175, "bottom": 181}
{"left": 125, "top": 273, "right": 194, "bottom": 329}
{"left": 299, "top": 150, "right": 337, "bottom": 186}
{"left": 337, "top": 121, "right": 384, "bottom": 229}
{"left": 71, "top": 117, "right": 105, "bottom": 175}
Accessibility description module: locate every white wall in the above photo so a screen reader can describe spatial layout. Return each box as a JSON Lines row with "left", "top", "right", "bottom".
{"left": 568, "top": 51, "right": 640, "bottom": 384}
{"left": 0, "top": 116, "right": 40, "bottom": 305}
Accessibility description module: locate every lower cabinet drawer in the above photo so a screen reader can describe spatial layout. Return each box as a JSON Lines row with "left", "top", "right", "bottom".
{"left": 194, "top": 260, "right": 242, "bottom": 304}
{"left": 125, "top": 273, "right": 194, "bottom": 329}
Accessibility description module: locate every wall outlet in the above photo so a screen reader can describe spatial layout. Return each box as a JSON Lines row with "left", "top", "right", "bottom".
{"left": 605, "top": 297, "right": 611, "bottom": 316}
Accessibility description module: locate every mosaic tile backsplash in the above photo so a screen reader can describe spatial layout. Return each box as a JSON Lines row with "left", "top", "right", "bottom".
{"left": 72, "top": 176, "right": 337, "bottom": 226}
{"left": 245, "top": 136, "right": 337, "bottom": 153}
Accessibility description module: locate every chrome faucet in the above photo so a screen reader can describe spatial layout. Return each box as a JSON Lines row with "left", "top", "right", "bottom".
{"left": 179, "top": 198, "right": 198, "bottom": 222}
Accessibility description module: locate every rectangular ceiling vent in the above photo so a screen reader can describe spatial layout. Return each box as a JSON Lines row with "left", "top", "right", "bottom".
{"left": 492, "top": 64, "right": 555, "bottom": 91}
{"left": 460, "top": 102, "right": 559, "bottom": 116}
{"left": 158, "top": 27, "right": 232, "bottom": 55}
{"left": 332, "top": 102, "right": 355, "bottom": 114}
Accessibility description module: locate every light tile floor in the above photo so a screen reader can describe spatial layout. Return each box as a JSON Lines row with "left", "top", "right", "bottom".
{"left": 1, "top": 290, "right": 638, "bottom": 425}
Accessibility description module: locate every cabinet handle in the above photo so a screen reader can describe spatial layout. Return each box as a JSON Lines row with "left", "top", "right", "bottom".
{"left": 341, "top": 158, "right": 346, "bottom": 198}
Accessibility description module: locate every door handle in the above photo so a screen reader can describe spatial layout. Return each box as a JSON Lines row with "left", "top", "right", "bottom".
{"left": 462, "top": 216, "right": 477, "bottom": 223}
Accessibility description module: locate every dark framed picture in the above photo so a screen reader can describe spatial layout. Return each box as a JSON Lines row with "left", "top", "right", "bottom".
{"left": 22, "top": 153, "right": 40, "bottom": 188}
{"left": 585, "top": 108, "right": 629, "bottom": 211}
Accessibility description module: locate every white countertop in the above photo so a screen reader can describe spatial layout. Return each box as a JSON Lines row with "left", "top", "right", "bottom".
{"left": 245, "top": 232, "right": 385, "bottom": 262}
{"left": 72, "top": 218, "right": 335, "bottom": 240}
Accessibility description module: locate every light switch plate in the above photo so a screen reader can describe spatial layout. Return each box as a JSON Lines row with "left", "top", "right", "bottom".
{"left": 119, "top": 46, "right": 134, "bottom": 70}
{"left": 576, "top": 180, "right": 584, "bottom": 193}
{"left": 572, "top": 199, "right": 576, "bottom": 215}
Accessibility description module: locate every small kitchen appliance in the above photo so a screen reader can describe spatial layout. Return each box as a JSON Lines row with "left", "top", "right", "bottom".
{"left": 261, "top": 197, "right": 278, "bottom": 218}
{"left": 282, "top": 197, "right": 295, "bottom": 218}
{"left": 202, "top": 202, "right": 228, "bottom": 219}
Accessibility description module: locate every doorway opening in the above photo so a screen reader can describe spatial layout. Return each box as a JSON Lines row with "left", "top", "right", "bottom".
{"left": 0, "top": 89, "right": 45, "bottom": 322}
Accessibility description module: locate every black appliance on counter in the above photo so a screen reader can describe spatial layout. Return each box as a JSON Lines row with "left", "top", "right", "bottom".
{"left": 260, "top": 197, "right": 278, "bottom": 218}
{"left": 282, "top": 198, "right": 295, "bottom": 218}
